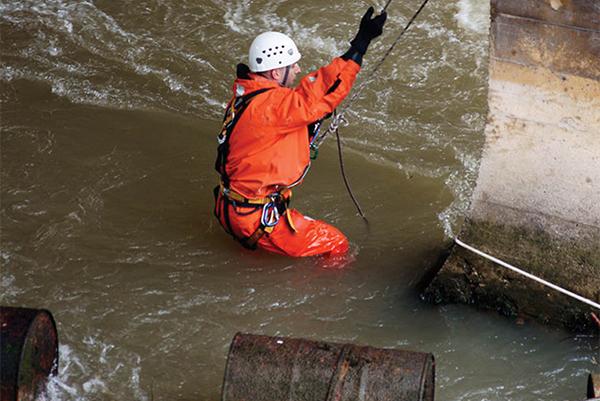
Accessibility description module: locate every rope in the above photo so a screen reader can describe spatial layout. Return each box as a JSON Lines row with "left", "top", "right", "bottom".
{"left": 313, "top": 0, "right": 432, "bottom": 220}
{"left": 311, "top": 0, "right": 432, "bottom": 150}
{"left": 455, "top": 238, "right": 600, "bottom": 311}
{"left": 335, "top": 117, "right": 368, "bottom": 222}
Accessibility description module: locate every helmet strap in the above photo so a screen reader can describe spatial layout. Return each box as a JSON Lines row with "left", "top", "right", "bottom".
{"left": 281, "top": 65, "right": 291, "bottom": 87}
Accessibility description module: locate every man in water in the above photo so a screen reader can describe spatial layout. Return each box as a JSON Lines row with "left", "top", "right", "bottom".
{"left": 214, "top": 7, "right": 387, "bottom": 257}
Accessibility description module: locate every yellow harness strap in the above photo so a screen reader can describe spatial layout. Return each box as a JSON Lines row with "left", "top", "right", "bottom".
{"left": 243, "top": 225, "right": 275, "bottom": 249}
{"left": 286, "top": 209, "right": 297, "bottom": 232}
{"left": 220, "top": 183, "right": 270, "bottom": 205}
{"left": 220, "top": 183, "right": 292, "bottom": 206}
{"left": 219, "top": 183, "right": 297, "bottom": 246}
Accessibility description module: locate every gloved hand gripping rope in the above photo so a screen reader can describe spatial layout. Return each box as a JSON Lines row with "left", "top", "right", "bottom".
{"left": 310, "top": 0, "right": 432, "bottom": 222}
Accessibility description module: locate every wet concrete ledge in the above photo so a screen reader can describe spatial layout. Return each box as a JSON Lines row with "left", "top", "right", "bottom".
{"left": 425, "top": 207, "right": 600, "bottom": 331}
{"left": 424, "top": 0, "right": 600, "bottom": 332}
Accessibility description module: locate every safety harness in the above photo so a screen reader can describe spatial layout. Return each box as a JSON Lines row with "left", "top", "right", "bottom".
{"left": 214, "top": 87, "right": 297, "bottom": 250}
{"left": 215, "top": 87, "right": 271, "bottom": 188}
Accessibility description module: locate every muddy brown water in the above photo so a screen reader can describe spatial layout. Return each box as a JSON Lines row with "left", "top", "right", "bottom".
{"left": 1, "top": 0, "right": 597, "bottom": 400}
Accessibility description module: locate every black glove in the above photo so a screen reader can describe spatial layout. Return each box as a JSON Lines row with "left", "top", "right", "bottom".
{"left": 350, "top": 7, "right": 387, "bottom": 56}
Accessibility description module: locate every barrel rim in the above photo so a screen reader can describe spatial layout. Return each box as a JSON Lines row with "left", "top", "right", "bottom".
{"left": 17, "top": 308, "right": 60, "bottom": 387}
{"left": 41, "top": 308, "right": 59, "bottom": 376}
{"left": 418, "top": 354, "right": 435, "bottom": 401}
{"left": 221, "top": 331, "right": 244, "bottom": 401}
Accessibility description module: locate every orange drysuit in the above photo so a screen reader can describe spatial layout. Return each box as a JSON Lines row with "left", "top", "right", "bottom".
{"left": 214, "top": 57, "right": 361, "bottom": 257}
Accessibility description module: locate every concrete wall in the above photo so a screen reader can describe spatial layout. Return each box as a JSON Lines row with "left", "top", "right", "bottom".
{"left": 424, "top": 0, "right": 600, "bottom": 331}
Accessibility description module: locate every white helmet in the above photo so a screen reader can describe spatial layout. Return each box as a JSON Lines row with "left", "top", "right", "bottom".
{"left": 248, "top": 32, "right": 301, "bottom": 72}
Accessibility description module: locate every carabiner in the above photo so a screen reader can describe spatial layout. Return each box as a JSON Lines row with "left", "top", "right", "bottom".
{"left": 260, "top": 202, "right": 280, "bottom": 228}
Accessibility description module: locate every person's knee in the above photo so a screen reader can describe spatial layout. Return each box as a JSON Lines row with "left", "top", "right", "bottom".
{"left": 313, "top": 225, "right": 349, "bottom": 256}
{"left": 327, "top": 233, "right": 349, "bottom": 256}
{"left": 260, "top": 215, "right": 350, "bottom": 258}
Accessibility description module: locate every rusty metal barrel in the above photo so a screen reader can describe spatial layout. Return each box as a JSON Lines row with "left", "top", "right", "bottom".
{"left": 222, "top": 333, "right": 435, "bottom": 401}
{"left": 589, "top": 373, "right": 600, "bottom": 399}
{"left": 0, "top": 306, "right": 59, "bottom": 401}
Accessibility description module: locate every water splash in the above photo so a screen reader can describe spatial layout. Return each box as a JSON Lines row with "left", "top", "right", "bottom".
{"left": 455, "top": 0, "right": 491, "bottom": 34}
{"left": 43, "top": 343, "right": 149, "bottom": 401}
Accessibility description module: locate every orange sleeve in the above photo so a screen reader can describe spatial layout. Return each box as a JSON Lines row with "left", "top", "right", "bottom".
{"left": 267, "top": 58, "right": 361, "bottom": 128}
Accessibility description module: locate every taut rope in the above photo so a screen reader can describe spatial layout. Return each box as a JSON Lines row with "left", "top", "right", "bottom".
{"left": 311, "top": 0, "right": 432, "bottom": 150}
{"left": 315, "top": 0, "right": 433, "bottom": 221}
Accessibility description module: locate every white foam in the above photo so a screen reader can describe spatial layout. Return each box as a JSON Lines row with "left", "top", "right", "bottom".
{"left": 0, "top": 270, "right": 25, "bottom": 301}
{"left": 43, "top": 342, "right": 149, "bottom": 401}
{"left": 47, "top": 44, "right": 62, "bottom": 57}
{"left": 223, "top": 1, "right": 342, "bottom": 57}
{"left": 224, "top": 3, "right": 248, "bottom": 34}
{"left": 455, "top": 0, "right": 490, "bottom": 34}
{"left": 438, "top": 145, "right": 482, "bottom": 238}
{"left": 0, "top": 65, "right": 17, "bottom": 81}
{"left": 82, "top": 378, "right": 107, "bottom": 393}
